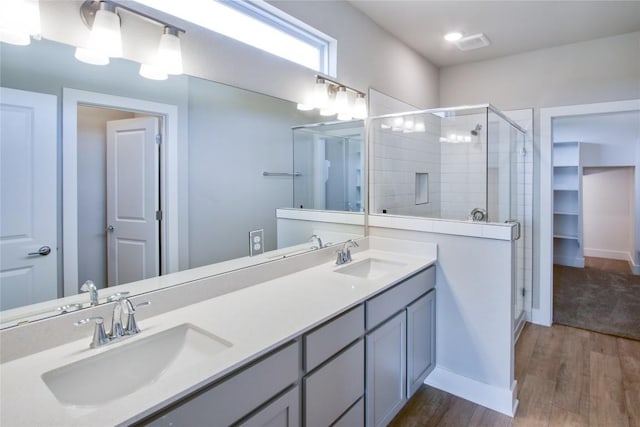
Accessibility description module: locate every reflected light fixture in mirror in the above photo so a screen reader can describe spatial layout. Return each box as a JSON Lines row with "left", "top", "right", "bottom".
{"left": 88, "top": 1, "right": 122, "bottom": 58}
{"left": 0, "top": 0, "right": 41, "bottom": 46}
{"left": 139, "top": 26, "right": 184, "bottom": 80}
{"left": 299, "top": 75, "right": 367, "bottom": 121}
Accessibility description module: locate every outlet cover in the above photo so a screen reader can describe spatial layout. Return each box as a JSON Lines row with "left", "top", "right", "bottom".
{"left": 249, "top": 229, "right": 264, "bottom": 257}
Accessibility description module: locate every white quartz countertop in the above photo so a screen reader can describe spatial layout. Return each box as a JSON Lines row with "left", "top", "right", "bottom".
{"left": 1, "top": 242, "right": 436, "bottom": 427}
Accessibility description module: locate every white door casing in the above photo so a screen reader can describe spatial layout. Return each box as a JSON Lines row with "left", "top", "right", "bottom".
{"left": 62, "top": 88, "right": 179, "bottom": 297}
{"left": 0, "top": 87, "right": 57, "bottom": 310}
{"left": 106, "top": 117, "right": 159, "bottom": 286}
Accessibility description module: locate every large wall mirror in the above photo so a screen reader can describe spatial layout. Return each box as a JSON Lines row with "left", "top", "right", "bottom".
{"left": 0, "top": 37, "right": 364, "bottom": 328}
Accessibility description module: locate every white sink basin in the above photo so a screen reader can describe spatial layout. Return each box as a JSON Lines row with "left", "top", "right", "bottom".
{"left": 42, "top": 323, "right": 232, "bottom": 407}
{"left": 334, "top": 258, "right": 406, "bottom": 280}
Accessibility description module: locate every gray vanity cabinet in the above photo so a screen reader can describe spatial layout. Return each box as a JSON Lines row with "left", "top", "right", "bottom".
{"left": 364, "top": 266, "right": 436, "bottom": 427}
{"left": 407, "top": 290, "right": 436, "bottom": 398}
{"left": 365, "top": 311, "right": 407, "bottom": 427}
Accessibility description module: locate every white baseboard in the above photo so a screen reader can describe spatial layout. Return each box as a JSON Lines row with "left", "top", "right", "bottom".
{"left": 531, "top": 308, "right": 552, "bottom": 326}
{"left": 584, "top": 248, "right": 633, "bottom": 262}
{"left": 553, "top": 255, "right": 584, "bottom": 268}
{"left": 424, "top": 366, "right": 518, "bottom": 417}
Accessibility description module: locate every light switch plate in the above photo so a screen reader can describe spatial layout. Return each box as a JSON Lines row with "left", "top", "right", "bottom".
{"left": 249, "top": 229, "right": 264, "bottom": 256}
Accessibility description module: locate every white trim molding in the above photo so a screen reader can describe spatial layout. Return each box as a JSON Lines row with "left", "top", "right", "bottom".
{"left": 538, "top": 98, "right": 640, "bottom": 327}
{"left": 425, "top": 366, "right": 518, "bottom": 417}
{"left": 62, "top": 88, "right": 179, "bottom": 297}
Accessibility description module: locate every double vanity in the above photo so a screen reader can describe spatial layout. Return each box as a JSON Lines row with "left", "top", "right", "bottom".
{"left": 0, "top": 237, "right": 437, "bottom": 426}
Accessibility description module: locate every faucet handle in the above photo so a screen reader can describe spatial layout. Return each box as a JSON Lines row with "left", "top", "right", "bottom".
{"left": 74, "top": 316, "right": 110, "bottom": 348}
{"left": 124, "top": 301, "right": 151, "bottom": 335}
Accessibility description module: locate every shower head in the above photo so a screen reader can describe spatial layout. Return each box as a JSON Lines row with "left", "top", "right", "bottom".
{"left": 470, "top": 124, "right": 482, "bottom": 136}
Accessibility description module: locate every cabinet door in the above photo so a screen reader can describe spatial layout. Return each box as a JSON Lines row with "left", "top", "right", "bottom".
{"left": 366, "top": 311, "right": 406, "bottom": 427}
{"left": 407, "top": 290, "right": 436, "bottom": 398}
{"left": 238, "top": 386, "right": 299, "bottom": 427}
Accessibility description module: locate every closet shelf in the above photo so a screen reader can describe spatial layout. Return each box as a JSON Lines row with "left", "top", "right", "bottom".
{"left": 554, "top": 234, "right": 580, "bottom": 241}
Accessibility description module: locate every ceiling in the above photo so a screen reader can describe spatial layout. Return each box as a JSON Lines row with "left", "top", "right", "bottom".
{"left": 348, "top": 1, "right": 640, "bottom": 67}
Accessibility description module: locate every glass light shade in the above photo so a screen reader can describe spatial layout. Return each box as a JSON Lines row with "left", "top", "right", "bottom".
{"left": 75, "top": 47, "right": 109, "bottom": 65}
{"left": 335, "top": 87, "right": 349, "bottom": 114}
{"left": 392, "top": 116, "right": 404, "bottom": 131}
{"left": 320, "top": 106, "right": 336, "bottom": 116}
{"left": 337, "top": 112, "right": 352, "bottom": 121}
{"left": 296, "top": 103, "right": 314, "bottom": 111}
{"left": 139, "top": 63, "right": 168, "bottom": 80}
{"left": 0, "top": 0, "right": 40, "bottom": 46}
{"left": 0, "top": 29, "right": 30, "bottom": 45}
{"left": 296, "top": 89, "right": 315, "bottom": 111}
{"left": 404, "top": 117, "right": 415, "bottom": 131}
{"left": 157, "top": 30, "right": 183, "bottom": 75}
{"left": 353, "top": 94, "right": 367, "bottom": 119}
{"left": 414, "top": 119, "right": 426, "bottom": 133}
{"left": 90, "top": 8, "right": 122, "bottom": 58}
{"left": 313, "top": 79, "right": 329, "bottom": 109}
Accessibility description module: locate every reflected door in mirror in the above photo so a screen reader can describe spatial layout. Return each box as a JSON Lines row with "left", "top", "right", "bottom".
{"left": 0, "top": 87, "right": 58, "bottom": 310}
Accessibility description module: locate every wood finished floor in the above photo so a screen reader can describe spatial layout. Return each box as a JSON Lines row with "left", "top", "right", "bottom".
{"left": 389, "top": 323, "right": 640, "bottom": 427}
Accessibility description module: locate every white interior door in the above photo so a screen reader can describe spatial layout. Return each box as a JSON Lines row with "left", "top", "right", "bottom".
{"left": 0, "top": 87, "right": 57, "bottom": 310}
{"left": 106, "top": 117, "right": 159, "bottom": 286}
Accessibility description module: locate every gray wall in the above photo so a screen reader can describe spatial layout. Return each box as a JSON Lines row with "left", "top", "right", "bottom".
{"left": 187, "top": 77, "right": 319, "bottom": 267}
{"left": 439, "top": 31, "right": 640, "bottom": 308}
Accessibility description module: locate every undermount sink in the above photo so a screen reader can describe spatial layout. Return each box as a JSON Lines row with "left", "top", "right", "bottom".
{"left": 334, "top": 258, "right": 406, "bottom": 280}
{"left": 42, "top": 323, "right": 232, "bottom": 407}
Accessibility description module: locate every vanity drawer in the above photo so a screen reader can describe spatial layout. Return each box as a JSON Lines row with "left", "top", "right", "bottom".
{"left": 303, "top": 339, "right": 364, "bottom": 427}
{"left": 146, "top": 341, "right": 299, "bottom": 427}
{"left": 366, "top": 266, "right": 435, "bottom": 330}
{"left": 304, "top": 304, "right": 364, "bottom": 372}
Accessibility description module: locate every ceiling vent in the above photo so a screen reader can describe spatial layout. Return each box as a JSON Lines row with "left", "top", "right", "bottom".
{"left": 454, "top": 33, "right": 491, "bottom": 51}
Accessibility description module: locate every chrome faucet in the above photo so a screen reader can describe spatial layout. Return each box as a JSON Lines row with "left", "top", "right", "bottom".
{"left": 75, "top": 296, "right": 150, "bottom": 348}
{"left": 336, "top": 239, "right": 359, "bottom": 265}
{"left": 80, "top": 280, "right": 99, "bottom": 306}
{"left": 309, "top": 234, "right": 324, "bottom": 249}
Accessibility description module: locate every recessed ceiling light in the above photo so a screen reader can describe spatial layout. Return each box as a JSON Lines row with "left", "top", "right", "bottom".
{"left": 444, "top": 32, "right": 463, "bottom": 42}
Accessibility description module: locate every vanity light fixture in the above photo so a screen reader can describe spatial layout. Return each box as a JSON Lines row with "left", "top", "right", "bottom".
{"left": 0, "top": 0, "right": 41, "bottom": 46}
{"left": 88, "top": 1, "right": 122, "bottom": 58}
{"left": 299, "top": 75, "right": 367, "bottom": 120}
{"left": 75, "top": 0, "right": 185, "bottom": 81}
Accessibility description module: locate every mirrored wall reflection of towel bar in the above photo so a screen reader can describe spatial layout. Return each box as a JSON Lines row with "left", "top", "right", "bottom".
{"left": 262, "top": 172, "right": 302, "bottom": 177}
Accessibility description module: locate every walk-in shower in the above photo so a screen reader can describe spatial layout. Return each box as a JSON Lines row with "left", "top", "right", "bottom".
{"left": 368, "top": 104, "right": 530, "bottom": 334}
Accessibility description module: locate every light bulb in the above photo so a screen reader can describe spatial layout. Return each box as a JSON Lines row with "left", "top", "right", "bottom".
{"left": 337, "top": 112, "right": 352, "bottom": 121}
{"left": 335, "top": 86, "right": 349, "bottom": 114}
{"left": 75, "top": 47, "right": 109, "bottom": 65}
{"left": 156, "top": 27, "right": 183, "bottom": 75}
{"left": 353, "top": 93, "right": 367, "bottom": 119}
{"left": 139, "top": 63, "right": 168, "bottom": 80}
{"left": 90, "top": 3, "right": 122, "bottom": 58}
{"left": 313, "top": 78, "right": 329, "bottom": 109}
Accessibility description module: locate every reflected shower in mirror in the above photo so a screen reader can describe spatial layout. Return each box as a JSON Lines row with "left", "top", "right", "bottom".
{"left": 0, "top": 37, "right": 364, "bottom": 328}
{"left": 293, "top": 120, "right": 365, "bottom": 212}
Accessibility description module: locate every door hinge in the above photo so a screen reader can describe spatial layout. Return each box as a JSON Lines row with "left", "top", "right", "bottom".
{"left": 522, "top": 288, "right": 526, "bottom": 297}
{"left": 156, "top": 210, "right": 163, "bottom": 221}
{"left": 155, "top": 134, "right": 162, "bottom": 145}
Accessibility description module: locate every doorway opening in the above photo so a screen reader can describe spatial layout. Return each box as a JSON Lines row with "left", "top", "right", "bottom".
{"left": 62, "top": 88, "right": 179, "bottom": 298}
{"left": 541, "top": 101, "right": 640, "bottom": 337}
{"left": 77, "top": 105, "right": 163, "bottom": 289}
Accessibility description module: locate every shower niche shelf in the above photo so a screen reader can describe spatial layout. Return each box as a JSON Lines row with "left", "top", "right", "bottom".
{"left": 552, "top": 141, "right": 584, "bottom": 268}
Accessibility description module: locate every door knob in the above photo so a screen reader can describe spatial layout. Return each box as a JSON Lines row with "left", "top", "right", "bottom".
{"left": 28, "top": 246, "right": 51, "bottom": 256}
{"left": 106, "top": 225, "right": 115, "bottom": 232}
